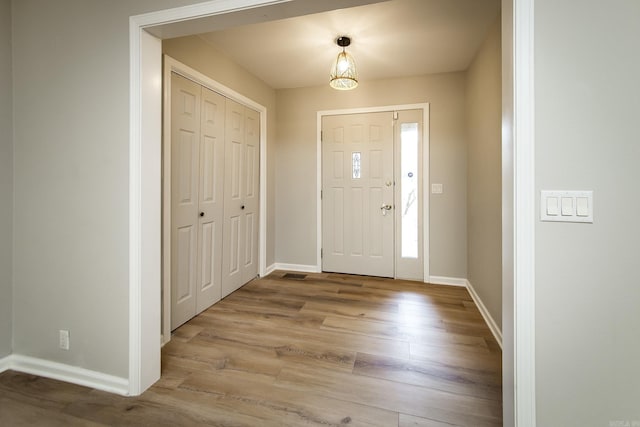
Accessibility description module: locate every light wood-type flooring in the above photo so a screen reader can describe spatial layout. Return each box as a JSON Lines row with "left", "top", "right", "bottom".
{"left": 0, "top": 271, "right": 502, "bottom": 426}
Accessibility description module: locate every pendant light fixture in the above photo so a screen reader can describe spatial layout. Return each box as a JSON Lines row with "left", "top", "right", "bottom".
{"left": 329, "top": 36, "right": 358, "bottom": 90}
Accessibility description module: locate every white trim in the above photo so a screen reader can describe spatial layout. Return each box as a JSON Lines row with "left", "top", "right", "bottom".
{"left": 271, "top": 263, "right": 321, "bottom": 274}
{"left": 129, "top": 19, "right": 163, "bottom": 397}
{"left": 513, "top": 0, "right": 536, "bottom": 424}
{"left": 421, "top": 105, "right": 430, "bottom": 285}
{"left": 428, "top": 276, "right": 467, "bottom": 287}
{"left": 0, "top": 355, "right": 10, "bottom": 373}
{"left": 1, "top": 355, "right": 129, "bottom": 396}
{"left": 317, "top": 104, "right": 430, "bottom": 281}
{"left": 466, "top": 280, "right": 503, "bottom": 349}
{"left": 161, "top": 56, "right": 268, "bottom": 345}
{"left": 130, "top": 0, "right": 292, "bottom": 28}
{"left": 128, "top": 15, "right": 143, "bottom": 397}
{"left": 264, "top": 263, "right": 278, "bottom": 276}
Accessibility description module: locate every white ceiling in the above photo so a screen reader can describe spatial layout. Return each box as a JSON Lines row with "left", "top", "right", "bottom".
{"left": 196, "top": 0, "right": 500, "bottom": 89}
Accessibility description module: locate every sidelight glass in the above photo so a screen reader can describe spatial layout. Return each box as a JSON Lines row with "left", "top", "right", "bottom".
{"left": 400, "top": 123, "right": 418, "bottom": 258}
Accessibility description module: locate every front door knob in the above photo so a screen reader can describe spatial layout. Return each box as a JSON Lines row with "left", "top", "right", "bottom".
{"left": 199, "top": 212, "right": 204, "bottom": 217}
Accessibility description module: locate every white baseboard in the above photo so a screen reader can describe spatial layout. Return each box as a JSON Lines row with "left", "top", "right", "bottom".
{"left": 428, "top": 275, "right": 468, "bottom": 287}
{"left": 271, "top": 263, "right": 321, "bottom": 274}
{"left": 0, "top": 354, "right": 10, "bottom": 373}
{"left": 0, "top": 354, "right": 129, "bottom": 396}
{"left": 465, "top": 279, "right": 503, "bottom": 349}
{"left": 264, "top": 263, "right": 277, "bottom": 276}
{"left": 427, "top": 275, "right": 503, "bottom": 349}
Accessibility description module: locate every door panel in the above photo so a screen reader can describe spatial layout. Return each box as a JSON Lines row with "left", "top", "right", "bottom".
{"left": 196, "top": 87, "right": 225, "bottom": 313}
{"left": 175, "top": 225, "right": 195, "bottom": 302}
{"left": 222, "top": 99, "right": 245, "bottom": 297}
{"left": 242, "top": 107, "right": 260, "bottom": 283}
{"left": 171, "top": 73, "right": 200, "bottom": 329}
{"left": 322, "top": 112, "right": 394, "bottom": 277}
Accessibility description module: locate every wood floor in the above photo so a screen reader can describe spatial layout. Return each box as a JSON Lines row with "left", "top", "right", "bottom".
{"left": 0, "top": 271, "right": 502, "bottom": 426}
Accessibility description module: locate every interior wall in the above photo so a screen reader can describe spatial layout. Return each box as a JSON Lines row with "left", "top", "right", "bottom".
{"left": 10, "top": 0, "right": 212, "bottom": 379}
{"left": 465, "top": 18, "right": 502, "bottom": 328}
{"left": 535, "top": 0, "right": 640, "bottom": 424}
{"left": 0, "top": 0, "right": 13, "bottom": 359}
{"left": 275, "top": 73, "right": 468, "bottom": 278}
{"left": 162, "top": 35, "right": 277, "bottom": 268}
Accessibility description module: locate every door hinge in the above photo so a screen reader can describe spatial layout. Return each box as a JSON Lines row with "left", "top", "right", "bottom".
{"left": 393, "top": 111, "right": 399, "bottom": 120}
{"left": 321, "top": 248, "right": 323, "bottom": 258}
{"left": 320, "top": 189, "right": 323, "bottom": 200}
{"left": 320, "top": 130, "right": 323, "bottom": 142}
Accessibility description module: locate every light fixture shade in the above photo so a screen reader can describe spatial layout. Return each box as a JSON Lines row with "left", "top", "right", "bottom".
{"left": 330, "top": 50, "right": 358, "bottom": 90}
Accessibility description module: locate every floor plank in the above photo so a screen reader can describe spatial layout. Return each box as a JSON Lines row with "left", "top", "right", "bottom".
{"left": 0, "top": 271, "right": 502, "bottom": 426}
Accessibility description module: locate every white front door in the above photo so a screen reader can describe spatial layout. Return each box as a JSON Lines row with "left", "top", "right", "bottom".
{"left": 322, "top": 112, "right": 395, "bottom": 277}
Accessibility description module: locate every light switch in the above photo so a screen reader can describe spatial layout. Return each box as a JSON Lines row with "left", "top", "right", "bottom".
{"left": 561, "top": 197, "right": 574, "bottom": 216}
{"left": 576, "top": 197, "right": 589, "bottom": 217}
{"left": 546, "top": 197, "right": 559, "bottom": 215}
{"left": 540, "top": 190, "right": 593, "bottom": 223}
{"left": 431, "top": 183, "right": 443, "bottom": 194}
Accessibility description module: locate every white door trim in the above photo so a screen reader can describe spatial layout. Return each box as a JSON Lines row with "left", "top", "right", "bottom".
{"left": 161, "top": 55, "right": 267, "bottom": 345}
{"left": 512, "top": 0, "right": 536, "bottom": 424}
{"left": 129, "top": 4, "right": 535, "bottom": 425}
{"left": 317, "top": 104, "right": 430, "bottom": 283}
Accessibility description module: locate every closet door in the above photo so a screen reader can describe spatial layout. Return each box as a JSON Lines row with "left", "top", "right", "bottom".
{"left": 222, "top": 99, "right": 245, "bottom": 297}
{"left": 242, "top": 107, "right": 260, "bottom": 284}
{"left": 171, "top": 73, "right": 226, "bottom": 330}
{"left": 170, "top": 73, "right": 200, "bottom": 329}
{"left": 196, "top": 87, "right": 226, "bottom": 313}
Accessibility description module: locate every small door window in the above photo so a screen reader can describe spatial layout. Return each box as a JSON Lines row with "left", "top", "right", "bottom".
{"left": 352, "top": 152, "right": 361, "bottom": 179}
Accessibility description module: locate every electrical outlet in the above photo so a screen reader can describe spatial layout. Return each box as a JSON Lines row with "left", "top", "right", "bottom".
{"left": 59, "top": 329, "right": 70, "bottom": 350}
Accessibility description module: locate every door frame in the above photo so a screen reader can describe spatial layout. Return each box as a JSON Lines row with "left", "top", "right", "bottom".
{"left": 162, "top": 55, "right": 267, "bottom": 344}
{"left": 129, "top": 1, "right": 536, "bottom": 425}
{"left": 317, "top": 104, "right": 430, "bottom": 282}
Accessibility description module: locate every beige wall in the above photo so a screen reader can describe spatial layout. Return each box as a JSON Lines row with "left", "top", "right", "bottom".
{"left": 0, "top": 0, "right": 13, "bottom": 358}
{"left": 535, "top": 0, "right": 640, "bottom": 424}
{"left": 162, "top": 35, "right": 277, "bottom": 267}
{"left": 11, "top": 0, "right": 214, "bottom": 379}
{"left": 465, "top": 19, "right": 502, "bottom": 328}
{"left": 275, "top": 73, "right": 468, "bottom": 278}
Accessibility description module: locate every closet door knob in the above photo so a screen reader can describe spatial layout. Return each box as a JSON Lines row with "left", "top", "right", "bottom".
{"left": 241, "top": 205, "right": 245, "bottom": 210}
{"left": 199, "top": 212, "right": 204, "bottom": 217}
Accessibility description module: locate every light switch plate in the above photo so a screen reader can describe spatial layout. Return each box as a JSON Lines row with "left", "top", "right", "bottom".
{"left": 541, "top": 191, "right": 593, "bottom": 223}
{"left": 431, "top": 183, "right": 443, "bottom": 194}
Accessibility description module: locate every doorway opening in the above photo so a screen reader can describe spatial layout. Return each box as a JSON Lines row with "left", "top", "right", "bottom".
{"left": 130, "top": 1, "right": 535, "bottom": 423}
{"left": 317, "top": 105, "right": 429, "bottom": 282}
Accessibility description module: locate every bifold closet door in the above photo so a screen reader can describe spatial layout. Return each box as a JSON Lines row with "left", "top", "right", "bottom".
{"left": 222, "top": 100, "right": 260, "bottom": 297}
{"left": 170, "top": 73, "right": 225, "bottom": 330}
{"left": 242, "top": 107, "right": 260, "bottom": 284}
